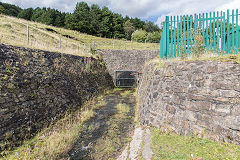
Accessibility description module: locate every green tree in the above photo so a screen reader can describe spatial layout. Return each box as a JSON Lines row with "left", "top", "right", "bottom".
{"left": 143, "top": 21, "right": 160, "bottom": 32}
{"left": 66, "top": 2, "right": 90, "bottom": 33}
{"left": 89, "top": 4, "right": 102, "bottom": 35}
{"left": 18, "top": 8, "right": 33, "bottom": 20}
{"left": 54, "top": 12, "right": 65, "bottom": 27}
{"left": 65, "top": 13, "right": 75, "bottom": 29}
{"left": 0, "top": 5, "right": 5, "bottom": 14}
{"left": 0, "top": 2, "right": 22, "bottom": 16}
{"left": 99, "top": 7, "right": 113, "bottom": 38}
{"left": 131, "top": 29, "right": 147, "bottom": 42}
{"left": 130, "top": 18, "right": 145, "bottom": 29}
{"left": 124, "top": 20, "right": 135, "bottom": 40}
{"left": 31, "top": 7, "right": 44, "bottom": 22}
{"left": 112, "top": 13, "right": 125, "bottom": 39}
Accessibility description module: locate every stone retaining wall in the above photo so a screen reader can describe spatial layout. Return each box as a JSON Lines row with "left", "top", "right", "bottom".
{"left": 96, "top": 49, "right": 159, "bottom": 78}
{"left": 138, "top": 60, "right": 240, "bottom": 144}
{"left": 0, "top": 44, "right": 113, "bottom": 151}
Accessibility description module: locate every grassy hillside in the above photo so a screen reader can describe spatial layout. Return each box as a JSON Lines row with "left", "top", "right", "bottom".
{"left": 0, "top": 14, "right": 159, "bottom": 57}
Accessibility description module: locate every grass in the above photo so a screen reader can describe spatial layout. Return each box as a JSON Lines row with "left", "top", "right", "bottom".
{"left": 1, "top": 93, "right": 108, "bottom": 160}
{"left": 134, "top": 86, "right": 140, "bottom": 126}
{"left": 120, "top": 89, "right": 134, "bottom": 98}
{"left": 0, "top": 14, "right": 159, "bottom": 57}
{"left": 150, "top": 52, "right": 240, "bottom": 71}
{"left": 85, "top": 90, "right": 134, "bottom": 160}
{"left": 116, "top": 103, "right": 131, "bottom": 115}
{"left": 151, "top": 128, "right": 240, "bottom": 160}
{"left": 93, "top": 103, "right": 132, "bottom": 160}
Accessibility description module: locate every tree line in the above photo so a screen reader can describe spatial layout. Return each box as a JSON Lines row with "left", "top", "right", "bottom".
{"left": 0, "top": 2, "right": 161, "bottom": 43}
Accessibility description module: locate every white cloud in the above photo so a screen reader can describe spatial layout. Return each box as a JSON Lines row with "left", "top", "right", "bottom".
{"left": 216, "top": 0, "right": 240, "bottom": 12}
{"left": 0, "top": 0, "right": 238, "bottom": 27}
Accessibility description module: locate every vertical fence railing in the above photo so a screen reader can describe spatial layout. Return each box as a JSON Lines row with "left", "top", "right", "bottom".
{"left": 160, "top": 9, "right": 240, "bottom": 59}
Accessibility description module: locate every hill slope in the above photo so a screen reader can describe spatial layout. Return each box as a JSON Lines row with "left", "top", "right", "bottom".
{"left": 0, "top": 15, "right": 159, "bottom": 57}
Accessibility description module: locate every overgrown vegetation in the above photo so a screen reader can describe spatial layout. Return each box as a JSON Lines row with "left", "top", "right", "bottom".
{"left": 151, "top": 128, "right": 240, "bottom": 160}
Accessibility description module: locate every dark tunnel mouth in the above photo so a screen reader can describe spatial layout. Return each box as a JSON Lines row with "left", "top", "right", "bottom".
{"left": 114, "top": 70, "right": 138, "bottom": 88}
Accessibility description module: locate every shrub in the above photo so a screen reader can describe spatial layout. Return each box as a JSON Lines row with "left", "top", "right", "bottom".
{"left": 131, "top": 29, "right": 147, "bottom": 43}
{"left": 191, "top": 29, "right": 206, "bottom": 58}
{"left": 147, "top": 31, "right": 161, "bottom": 43}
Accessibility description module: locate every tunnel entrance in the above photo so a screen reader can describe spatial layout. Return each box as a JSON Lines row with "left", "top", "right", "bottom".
{"left": 114, "top": 70, "right": 138, "bottom": 88}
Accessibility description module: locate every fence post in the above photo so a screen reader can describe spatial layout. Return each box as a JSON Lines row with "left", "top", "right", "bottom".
{"left": 166, "top": 16, "right": 170, "bottom": 58}
{"left": 59, "top": 37, "right": 61, "bottom": 49}
{"left": 223, "top": 12, "right": 226, "bottom": 53}
{"left": 190, "top": 15, "right": 193, "bottom": 51}
{"left": 174, "top": 16, "right": 176, "bottom": 57}
{"left": 220, "top": 11, "right": 223, "bottom": 52}
{"left": 27, "top": 24, "right": 29, "bottom": 45}
{"left": 206, "top": 13, "right": 209, "bottom": 49}
{"left": 170, "top": 16, "right": 173, "bottom": 57}
{"left": 232, "top": 9, "right": 235, "bottom": 53}
{"left": 213, "top": 12, "right": 216, "bottom": 52}
{"left": 202, "top": 13, "right": 205, "bottom": 49}
{"left": 217, "top": 11, "right": 219, "bottom": 53}
{"left": 160, "top": 16, "right": 169, "bottom": 59}
{"left": 187, "top": 15, "right": 190, "bottom": 54}
{"left": 145, "top": 39, "right": 147, "bottom": 49}
{"left": 236, "top": 9, "right": 239, "bottom": 54}
{"left": 177, "top": 16, "right": 179, "bottom": 57}
{"left": 227, "top": 10, "right": 230, "bottom": 53}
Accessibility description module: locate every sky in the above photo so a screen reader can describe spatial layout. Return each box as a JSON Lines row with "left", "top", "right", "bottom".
{"left": 0, "top": 0, "right": 240, "bottom": 27}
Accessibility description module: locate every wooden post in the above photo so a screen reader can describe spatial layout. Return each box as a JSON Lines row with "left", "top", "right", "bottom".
{"left": 145, "top": 39, "right": 147, "bottom": 49}
{"left": 59, "top": 37, "right": 61, "bottom": 49}
{"left": 27, "top": 24, "right": 29, "bottom": 45}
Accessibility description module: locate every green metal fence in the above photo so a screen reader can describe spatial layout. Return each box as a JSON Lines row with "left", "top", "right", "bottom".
{"left": 160, "top": 9, "right": 240, "bottom": 59}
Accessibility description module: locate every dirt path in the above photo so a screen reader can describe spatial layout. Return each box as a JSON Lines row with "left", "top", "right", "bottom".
{"left": 68, "top": 89, "right": 136, "bottom": 160}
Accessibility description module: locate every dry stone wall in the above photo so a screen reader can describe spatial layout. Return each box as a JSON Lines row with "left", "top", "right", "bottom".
{"left": 0, "top": 44, "right": 113, "bottom": 151}
{"left": 96, "top": 49, "right": 159, "bottom": 78}
{"left": 138, "top": 60, "right": 240, "bottom": 144}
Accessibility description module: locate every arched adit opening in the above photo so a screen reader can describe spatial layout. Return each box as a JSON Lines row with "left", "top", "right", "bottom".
{"left": 114, "top": 70, "right": 138, "bottom": 88}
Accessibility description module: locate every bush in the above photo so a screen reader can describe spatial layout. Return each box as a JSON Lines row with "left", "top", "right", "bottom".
{"left": 147, "top": 31, "right": 161, "bottom": 43}
{"left": 131, "top": 29, "right": 147, "bottom": 43}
